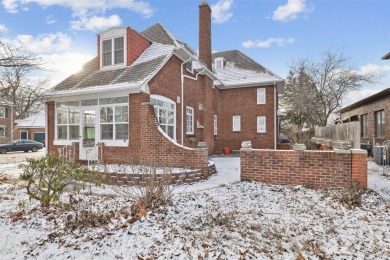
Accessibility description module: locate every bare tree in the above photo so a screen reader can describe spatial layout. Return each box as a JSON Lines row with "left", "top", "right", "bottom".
{"left": 282, "top": 50, "right": 378, "bottom": 133}
{"left": 0, "top": 41, "right": 41, "bottom": 68}
{"left": 0, "top": 65, "right": 46, "bottom": 119}
{"left": 0, "top": 39, "right": 45, "bottom": 118}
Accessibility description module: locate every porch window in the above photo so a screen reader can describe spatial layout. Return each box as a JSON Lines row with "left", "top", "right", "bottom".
{"left": 56, "top": 109, "right": 80, "bottom": 140}
{"left": 361, "top": 114, "right": 368, "bottom": 138}
{"left": 151, "top": 96, "right": 176, "bottom": 140}
{"left": 233, "top": 116, "right": 241, "bottom": 132}
{"left": 186, "top": 107, "right": 194, "bottom": 134}
{"left": 375, "top": 110, "right": 385, "bottom": 138}
{"left": 100, "top": 106, "right": 128, "bottom": 140}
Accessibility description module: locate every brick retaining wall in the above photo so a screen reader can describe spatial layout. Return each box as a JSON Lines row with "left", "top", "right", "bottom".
{"left": 240, "top": 148, "right": 367, "bottom": 189}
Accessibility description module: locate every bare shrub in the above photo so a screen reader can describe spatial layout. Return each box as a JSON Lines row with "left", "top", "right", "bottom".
{"left": 334, "top": 183, "right": 366, "bottom": 209}
{"left": 64, "top": 195, "right": 114, "bottom": 231}
{"left": 105, "top": 162, "right": 188, "bottom": 215}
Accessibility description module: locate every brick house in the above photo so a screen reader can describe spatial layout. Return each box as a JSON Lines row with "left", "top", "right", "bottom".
{"left": 44, "top": 2, "right": 284, "bottom": 167}
{"left": 0, "top": 99, "right": 14, "bottom": 144}
{"left": 14, "top": 111, "right": 45, "bottom": 144}
{"left": 339, "top": 88, "right": 390, "bottom": 145}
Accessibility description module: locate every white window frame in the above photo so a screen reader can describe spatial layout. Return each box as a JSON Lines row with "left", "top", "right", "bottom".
{"left": 0, "top": 107, "right": 5, "bottom": 118}
{"left": 214, "top": 115, "right": 218, "bottom": 135}
{"left": 232, "top": 115, "right": 241, "bottom": 132}
{"left": 100, "top": 105, "right": 129, "bottom": 141}
{"left": 151, "top": 95, "right": 176, "bottom": 140}
{"left": 54, "top": 96, "right": 129, "bottom": 147}
{"left": 186, "top": 106, "right": 194, "bottom": 135}
{"left": 55, "top": 108, "right": 80, "bottom": 142}
{"left": 257, "top": 88, "right": 266, "bottom": 104}
{"left": 257, "top": 116, "right": 266, "bottom": 133}
{"left": 100, "top": 28, "right": 127, "bottom": 70}
{"left": 214, "top": 57, "right": 225, "bottom": 69}
{"left": 20, "top": 131, "right": 28, "bottom": 139}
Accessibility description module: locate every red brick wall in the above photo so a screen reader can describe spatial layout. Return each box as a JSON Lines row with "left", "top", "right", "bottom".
{"left": 351, "top": 149, "right": 368, "bottom": 188}
{"left": 0, "top": 105, "right": 13, "bottom": 144}
{"left": 199, "top": 2, "right": 212, "bottom": 70}
{"left": 127, "top": 28, "right": 150, "bottom": 66}
{"left": 13, "top": 128, "right": 45, "bottom": 142}
{"left": 216, "top": 85, "right": 276, "bottom": 152}
{"left": 148, "top": 56, "right": 218, "bottom": 154}
{"left": 340, "top": 94, "right": 390, "bottom": 144}
{"left": 241, "top": 149, "right": 368, "bottom": 188}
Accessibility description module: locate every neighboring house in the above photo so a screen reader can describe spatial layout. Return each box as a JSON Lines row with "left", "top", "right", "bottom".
{"left": 44, "top": 2, "right": 284, "bottom": 164}
{"left": 0, "top": 99, "right": 14, "bottom": 144}
{"left": 339, "top": 88, "right": 390, "bottom": 145}
{"left": 14, "top": 111, "right": 46, "bottom": 144}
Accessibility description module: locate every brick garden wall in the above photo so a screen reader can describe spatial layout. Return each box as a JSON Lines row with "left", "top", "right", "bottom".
{"left": 241, "top": 148, "right": 367, "bottom": 189}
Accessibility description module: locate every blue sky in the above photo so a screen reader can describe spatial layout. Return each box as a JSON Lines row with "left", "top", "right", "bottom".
{"left": 0, "top": 0, "right": 389, "bottom": 106}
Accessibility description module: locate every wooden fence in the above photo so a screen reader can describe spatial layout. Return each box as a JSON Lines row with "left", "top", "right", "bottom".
{"left": 314, "top": 122, "right": 360, "bottom": 149}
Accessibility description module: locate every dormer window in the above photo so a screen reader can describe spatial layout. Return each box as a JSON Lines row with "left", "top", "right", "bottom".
{"left": 99, "top": 27, "right": 127, "bottom": 69}
{"left": 214, "top": 57, "right": 225, "bottom": 69}
{"left": 102, "top": 36, "right": 124, "bottom": 67}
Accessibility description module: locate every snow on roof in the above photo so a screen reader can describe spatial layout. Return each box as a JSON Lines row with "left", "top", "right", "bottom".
{"left": 15, "top": 111, "right": 45, "bottom": 128}
{"left": 46, "top": 43, "right": 174, "bottom": 96}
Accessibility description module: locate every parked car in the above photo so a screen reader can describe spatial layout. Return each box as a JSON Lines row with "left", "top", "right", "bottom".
{"left": 0, "top": 139, "right": 44, "bottom": 154}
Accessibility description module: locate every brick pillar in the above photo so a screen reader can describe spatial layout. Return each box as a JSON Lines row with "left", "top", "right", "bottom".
{"left": 351, "top": 149, "right": 368, "bottom": 188}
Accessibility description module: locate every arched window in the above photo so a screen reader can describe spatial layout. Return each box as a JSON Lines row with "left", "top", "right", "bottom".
{"left": 150, "top": 95, "right": 176, "bottom": 140}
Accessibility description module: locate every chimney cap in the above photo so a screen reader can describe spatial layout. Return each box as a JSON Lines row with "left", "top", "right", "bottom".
{"left": 200, "top": 1, "right": 209, "bottom": 6}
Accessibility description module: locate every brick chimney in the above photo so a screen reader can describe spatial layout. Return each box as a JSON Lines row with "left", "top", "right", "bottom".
{"left": 199, "top": 2, "right": 212, "bottom": 70}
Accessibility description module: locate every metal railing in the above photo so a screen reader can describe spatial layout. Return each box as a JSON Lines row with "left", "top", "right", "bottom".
{"left": 58, "top": 143, "right": 76, "bottom": 161}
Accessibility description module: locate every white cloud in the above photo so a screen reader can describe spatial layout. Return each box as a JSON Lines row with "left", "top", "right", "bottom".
{"left": 38, "top": 52, "right": 94, "bottom": 87}
{"left": 2, "top": 0, "right": 18, "bottom": 13}
{"left": 70, "top": 14, "right": 121, "bottom": 31}
{"left": 360, "top": 63, "right": 390, "bottom": 75}
{"left": 46, "top": 15, "right": 56, "bottom": 24}
{"left": 211, "top": 0, "right": 233, "bottom": 24}
{"left": 0, "top": 24, "right": 8, "bottom": 33}
{"left": 2, "top": 0, "right": 155, "bottom": 18}
{"left": 242, "top": 37, "right": 295, "bottom": 48}
{"left": 272, "top": 0, "right": 309, "bottom": 22}
{"left": 15, "top": 33, "right": 72, "bottom": 54}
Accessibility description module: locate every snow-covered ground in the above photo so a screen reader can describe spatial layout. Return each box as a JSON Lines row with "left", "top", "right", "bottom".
{"left": 0, "top": 155, "right": 389, "bottom": 259}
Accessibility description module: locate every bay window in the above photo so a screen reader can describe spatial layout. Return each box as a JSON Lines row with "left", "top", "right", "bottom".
{"left": 151, "top": 96, "right": 176, "bottom": 140}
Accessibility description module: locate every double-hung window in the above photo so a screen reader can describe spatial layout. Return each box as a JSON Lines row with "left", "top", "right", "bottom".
{"left": 233, "top": 116, "right": 241, "bottom": 132}
{"left": 0, "top": 126, "right": 5, "bottom": 137}
{"left": 102, "top": 36, "right": 125, "bottom": 67}
{"left": 186, "top": 107, "right": 194, "bottom": 135}
{"left": 100, "top": 97, "right": 129, "bottom": 141}
{"left": 361, "top": 114, "right": 368, "bottom": 138}
{"left": 214, "top": 115, "right": 218, "bottom": 135}
{"left": 257, "top": 88, "right": 266, "bottom": 104}
{"left": 151, "top": 96, "right": 176, "bottom": 140}
{"left": 0, "top": 107, "right": 5, "bottom": 118}
{"left": 257, "top": 116, "right": 266, "bottom": 133}
{"left": 56, "top": 108, "right": 80, "bottom": 140}
{"left": 375, "top": 110, "right": 385, "bottom": 138}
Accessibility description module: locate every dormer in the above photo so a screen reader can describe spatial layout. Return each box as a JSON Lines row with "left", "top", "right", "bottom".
{"left": 214, "top": 57, "right": 225, "bottom": 70}
{"left": 97, "top": 27, "right": 150, "bottom": 70}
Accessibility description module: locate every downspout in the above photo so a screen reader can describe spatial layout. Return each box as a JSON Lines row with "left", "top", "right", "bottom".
{"left": 274, "top": 82, "right": 277, "bottom": 150}
{"left": 181, "top": 57, "right": 192, "bottom": 145}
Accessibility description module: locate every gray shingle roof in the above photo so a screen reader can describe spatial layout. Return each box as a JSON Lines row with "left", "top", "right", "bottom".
{"left": 48, "top": 43, "right": 174, "bottom": 94}
{"left": 141, "top": 23, "right": 176, "bottom": 45}
{"left": 212, "top": 50, "right": 278, "bottom": 76}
